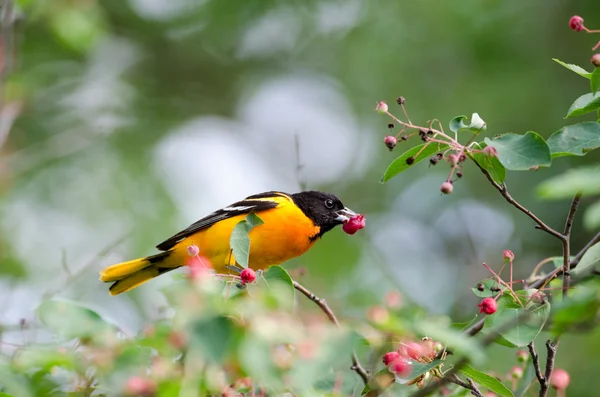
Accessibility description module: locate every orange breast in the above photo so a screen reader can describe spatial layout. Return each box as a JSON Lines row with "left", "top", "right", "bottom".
{"left": 170, "top": 197, "right": 320, "bottom": 273}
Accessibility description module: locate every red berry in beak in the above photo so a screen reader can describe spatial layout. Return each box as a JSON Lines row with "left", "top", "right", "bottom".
{"left": 343, "top": 214, "right": 366, "bottom": 235}
{"left": 240, "top": 268, "right": 256, "bottom": 284}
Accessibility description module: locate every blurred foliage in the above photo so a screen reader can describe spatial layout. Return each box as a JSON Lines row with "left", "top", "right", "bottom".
{"left": 1, "top": 0, "right": 600, "bottom": 396}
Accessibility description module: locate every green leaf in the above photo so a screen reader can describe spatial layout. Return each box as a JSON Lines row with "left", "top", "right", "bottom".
{"left": 537, "top": 166, "right": 600, "bottom": 199}
{"left": 230, "top": 213, "right": 264, "bottom": 268}
{"left": 572, "top": 242, "right": 600, "bottom": 276}
{"left": 484, "top": 132, "right": 551, "bottom": 171}
{"left": 552, "top": 58, "right": 592, "bottom": 79}
{"left": 13, "top": 348, "right": 76, "bottom": 371}
{"left": 381, "top": 143, "right": 449, "bottom": 183}
{"left": 583, "top": 200, "right": 600, "bottom": 230}
{"left": 483, "top": 294, "right": 550, "bottom": 347}
{"left": 592, "top": 68, "right": 600, "bottom": 94}
{"left": 472, "top": 279, "right": 501, "bottom": 298}
{"left": 458, "top": 365, "right": 514, "bottom": 397}
{"left": 546, "top": 122, "right": 600, "bottom": 158}
{"left": 263, "top": 265, "right": 295, "bottom": 299}
{"left": 566, "top": 92, "right": 600, "bottom": 118}
{"left": 191, "top": 316, "right": 234, "bottom": 363}
{"left": 0, "top": 393, "right": 15, "bottom": 397}
{"left": 449, "top": 113, "right": 487, "bottom": 134}
{"left": 37, "top": 300, "right": 114, "bottom": 340}
{"left": 470, "top": 142, "right": 506, "bottom": 183}
{"left": 550, "top": 279, "right": 600, "bottom": 334}
{"left": 396, "top": 360, "right": 443, "bottom": 384}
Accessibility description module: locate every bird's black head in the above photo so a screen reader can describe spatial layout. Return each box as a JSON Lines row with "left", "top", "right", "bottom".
{"left": 290, "top": 191, "right": 356, "bottom": 238}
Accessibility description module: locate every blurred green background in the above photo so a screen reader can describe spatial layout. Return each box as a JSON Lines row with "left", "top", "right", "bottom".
{"left": 1, "top": 0, "right": 600, "bottom": 394}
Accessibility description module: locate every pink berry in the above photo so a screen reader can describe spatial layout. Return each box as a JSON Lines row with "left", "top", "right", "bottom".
{"left": 569, "top": 16, "right": 584, "bottom": 32}
{"left": 186, "top": 255, "right": 212, "bottom": 280}
{"left": 511, "top": 366, "right": 523, "bottom": 379}
{"left": 551, "top": 368, "right": 570, "bottom": 390}
{"left": 125, "top": 376, "right": 157, "bottom": 396}
{"left": 592, "top": 54, "right": 600, "bottom": 68}
{"left": 404, "top": 342, "right": 423, "bottom": 361}
{"left": 478, "top": 297, "right": 497, "bottom": 315}
{"left": 384, "top": 136, "right": 397, "bottom": 151}
{"left": 375, "top": 101, "right": 389, "bottom": 114}
{"left": 390, "top": 358, "right": 411, "bottom": 376}
{"left": 187, "top": 244, "right": 200, "bottom": 257}
{"left": 440, "top": 181, "right": 453, "bottom": 195}
{"left": 516, "top": 350, "right": 529, "bottom": 363}
{"left": 240, "top": 268, "right": 256, "bottom": 284}
{"left": 343, "top": 214, "right": 366, "bottom": 235}
{"left": 503, "top": 250, "right": 515, "bottom": 262}
{"left": 382, "top": 351, "right": 400, "bottom": 365}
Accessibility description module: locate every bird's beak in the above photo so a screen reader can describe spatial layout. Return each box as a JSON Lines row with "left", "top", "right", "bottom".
{"left": 335, "top": 207, "right": 357, "bottom": 223}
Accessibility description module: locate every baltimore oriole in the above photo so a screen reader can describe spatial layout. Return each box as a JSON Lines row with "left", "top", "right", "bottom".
{"left": 99, "top": 191, "right": 356, "bottom": 295}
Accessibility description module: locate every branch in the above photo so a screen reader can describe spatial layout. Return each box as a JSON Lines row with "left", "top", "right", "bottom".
{"left": 448, "top": 374, "right": 484, "bottom": 397}
{"left": 470, "top": 160, "right": 564, "bottom": 241}
{"left": 293, "top": 280, "right": 369, "bottom": 384}
{"left": 527, "top": 342, "right": 546, "bottom": 389}
{"left": 571, "top": 231, "right": 600, "bottom": 267}
{"left": 539, "top": 340, "right": 558, "bottom": 397}
{"left": 562, "top": 193, "right": 581, "bottom": 299}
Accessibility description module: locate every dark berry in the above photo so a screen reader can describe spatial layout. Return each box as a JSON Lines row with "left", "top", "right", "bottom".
{"left": 429, "top": 157, "right": 438, "bottom": 165}
{"left": 436, "top": 152, "right": 443, "bottom": 159}
{"left": 406, "top": 156, "right": 415, "bottom": 165}
{"left": 388, "top": 123, "right": 395, "bottom": 129}
{"left": 476, "top": 283, "right": 485, "bottom": 291}
{"left": 396, "top": 96, "right": 405, "bottom": 105}
{"left": 384, "top": 136, "right": 397, "bottom": 151}
{"left": 401, "top": 135, "right": 408, "bottom": 141}
{"left": 456, "top": 171, "right": 463, "bottom": 178}
{"left": 427, "top": 129, "right": 433, "bottom": 135}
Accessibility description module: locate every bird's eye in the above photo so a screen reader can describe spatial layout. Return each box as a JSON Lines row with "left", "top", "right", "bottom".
{"left": 325, "top": 199, "right": 334, "bottom": 209}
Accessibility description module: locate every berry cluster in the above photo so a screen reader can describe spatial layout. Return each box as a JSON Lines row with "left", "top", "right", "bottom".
{"left": 381, "top": 337, "right": 444, "bottom": 388}
{"left": 377, "top": 98, "right": 494, "bottom": 194}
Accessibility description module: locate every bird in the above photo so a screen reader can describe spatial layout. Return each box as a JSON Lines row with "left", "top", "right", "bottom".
{"left": 99, "top": 190, "right": 356, "bottom": 295}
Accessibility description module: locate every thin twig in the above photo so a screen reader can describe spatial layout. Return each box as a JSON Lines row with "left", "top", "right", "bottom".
{"left": 562, "top": 193, "right": 581, "bottom": 299}
{"left": 527, "top": 342, "right": 546, "bottom": 388}
{"left": 293, "top": 281, "right": 369, "bottom": 384}
{"left": 470, "top": 159, "right": 564, "bottom": 241}
{"left": 448, "top": 374, "right": 484, "bottom": 397}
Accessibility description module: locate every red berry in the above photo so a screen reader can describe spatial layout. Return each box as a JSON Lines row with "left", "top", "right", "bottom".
{"left": 389, "top": 358, "right": 411, "bottom": 376}
{"left": 592, "top": 54, "right": 600, "bottom": 68}
{"left": 375, "top": 101, "right": 388, "bottom": 114}
{"left": 240, "top": 268, "right": 256, "bottom": 284}
{"left": 384, "top": 136, "right": 397, "bottom": 151}
{"left": 343, "top": 214, "right": 366, "bottom": 235}
{"left": 440, "top": 181, "right": 453, "bottom": 195}
{"left": 551, "top": 368, "right": 570, "bottom": 390}
{"left": 569, "top": 16, "right": 584, "bottom": 32}
{"left": 382, "top": 351, "right": 400, "bottom": 365}
{"left": 478, "top": 297, "right": 497, "bottom": 314}
{"left": 503, "top": 250, "right": 515, "bottom": 262}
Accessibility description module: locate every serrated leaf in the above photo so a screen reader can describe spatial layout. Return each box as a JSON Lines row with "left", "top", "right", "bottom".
{"left": 449, "top": 113, "right": 487, "bottom": 134}
{"left": 458, "top": 365, "right": 514, "bottom": 397}
{"left": 553, "top": 58, "right": 592, "bottom": 79}
{"left": 470, "top": 142, "right": 506, "bottom": 183}
{"left": 566, "top": 92, "right": 600, "bottom": 118}
{"left": 592, "top": 68, "right": 600, "bottom": 94}
{"left": 547, "top": 122, "right": 600, "bottom": 158}
{"left": 230, "top": 213, "right": 264, "bottom": 268}
{"left": 381, "top": 143, "right": 449, "bottom": 183}
{"left": 537, "top": 166, "right": 600, "bottom": 199}
{"left": 584, "top": 200, "right": 600, "bottom": 230}
{"left": 484, "top": 132, "right": 551, "bottom": 171}
{"left": 572, "top": 242, "right": 600, "bottom": 276}
{"left": 37, "top": 300, "right": 114, "bottom": 340}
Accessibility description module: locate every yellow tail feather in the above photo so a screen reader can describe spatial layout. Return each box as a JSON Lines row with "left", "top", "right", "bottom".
{"left": 99, "top": 257, "right": 151, "bottom": 282}
{"left": 108, "top": 267, "right": 160, "bottom": 296}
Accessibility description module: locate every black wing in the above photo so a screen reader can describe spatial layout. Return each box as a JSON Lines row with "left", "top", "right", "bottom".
{"left": 155, "top": 196, "right": 282, "bottom": 251}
